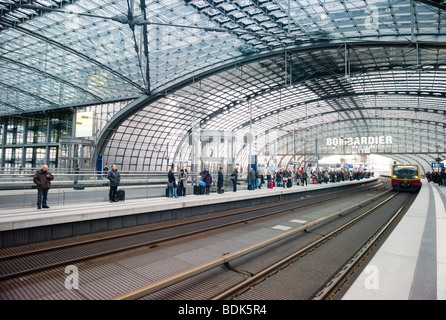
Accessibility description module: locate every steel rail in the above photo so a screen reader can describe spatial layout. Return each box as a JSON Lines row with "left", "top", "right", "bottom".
{"left": 312, "top": 192, "right": 416, "bottom": 300}
{"left": 0, "top": 181, "right": 383, "bottom": 281}
{"left": 213, "top": 190, "right": 401, "bottom": 300}
{"left": 0, "top": 180, "right": 382, "bottom": 261}
{"left": 111, "top": 189, "right": 393, "bottom": 300}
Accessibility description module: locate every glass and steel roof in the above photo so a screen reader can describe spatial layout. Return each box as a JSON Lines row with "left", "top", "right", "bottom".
{"left": 1, "top": 0, "right": 445, "bottom": 171}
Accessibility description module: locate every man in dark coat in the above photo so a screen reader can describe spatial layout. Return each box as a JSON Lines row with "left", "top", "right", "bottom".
{"left": 33, "top": 164, "right": 54, "bottom": 209}
{"left": 217, "top": 167, "right": 224, "bottom": 194}
{"left": 231, "top": 168, "right": 238, "bottom": 192}
{"left": 74, "top": 164, "right": 80, "bottom": 185}
{"left": 107, "top": 164, "right": 121, "bottom": 202}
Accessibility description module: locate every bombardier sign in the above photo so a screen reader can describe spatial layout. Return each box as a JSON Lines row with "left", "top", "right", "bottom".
{"left": 327, "top": 136, "right": 393, "bottom": 146}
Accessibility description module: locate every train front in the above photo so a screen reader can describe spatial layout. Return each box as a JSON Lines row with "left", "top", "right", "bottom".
{"left": 391, "top": 164, "right": 422, "bottom": 192}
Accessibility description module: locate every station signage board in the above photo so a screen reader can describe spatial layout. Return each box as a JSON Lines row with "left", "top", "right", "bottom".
{"left": 326, "top": 136, "right": 393, "bottom": 147}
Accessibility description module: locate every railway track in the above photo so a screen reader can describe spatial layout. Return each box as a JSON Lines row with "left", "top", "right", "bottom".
{"left": 0, "top": 180, "right": 384, "bottom": 282}
{"left": 224, "top": 191, "right": 416, "bottom": 300}
{"left": 0, "top": 179, "right": 408, "bottom": 300}
{"left": 111, "top": 188, "right": 411, "bottom": 300}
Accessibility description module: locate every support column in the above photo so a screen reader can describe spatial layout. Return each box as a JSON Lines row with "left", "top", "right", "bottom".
{"left": 1, "top": 118, "right": 7, "bottom": 168}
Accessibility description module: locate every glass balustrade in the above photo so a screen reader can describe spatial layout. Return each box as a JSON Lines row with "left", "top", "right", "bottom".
{"left": 0, "top": 168, "right": 252, "bottom": 209}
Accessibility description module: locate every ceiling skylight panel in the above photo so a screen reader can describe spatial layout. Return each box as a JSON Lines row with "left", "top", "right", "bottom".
{"left": 203, "top": 7, "right": 221, "bottom": 17}
{"left": 214, "top": 15, "right": 231, "bottom": 24}
{"left": 3, "top": 13, "right": 20, "bottom": 23}
{"left": 217, "top": 2, "right": 237, "bottom": 11}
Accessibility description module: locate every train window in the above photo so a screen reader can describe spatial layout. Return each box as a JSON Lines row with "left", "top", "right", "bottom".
{"left": 392, "top": 165, "right": 419, "bottom": 179}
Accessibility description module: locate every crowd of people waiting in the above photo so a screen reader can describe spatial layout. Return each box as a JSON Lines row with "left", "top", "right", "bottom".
{"left": 246, "top": 167, "right": 372, "bottom": 190}
{"left": 426, "top": 169, "right": 446, "bottom": 187}
{"left": 168, "top": 166, "right": 372, "bottom": 197}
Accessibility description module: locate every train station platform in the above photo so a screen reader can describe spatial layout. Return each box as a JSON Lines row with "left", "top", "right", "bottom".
{"left": 342, "top": 179, "right": 446, "bottom": 300}
{"left": 0, "top": 178, "right": 377, "bottom": 248}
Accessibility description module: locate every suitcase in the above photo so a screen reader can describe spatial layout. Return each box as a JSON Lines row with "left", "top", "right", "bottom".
{"left": 116, "top": 189, "right": 125, "bottom": 201}
{"left": 287, "top": 180, "right": 292, "bottom": 188}
{"left": 248, "top": 184, "right": 253, "bottom": 190}
{"left": 194, "top": 185, "right": 205, "bottom": 195}
{"left": 73, "top": 185, "right": 85, "bottom": 190}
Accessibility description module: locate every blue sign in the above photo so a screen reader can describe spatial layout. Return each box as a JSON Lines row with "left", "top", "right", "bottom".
{"left": 433, "top": 163, "right": 444, "bottom": 168}
{"left": 96, "top": 155, "right": 103, "bottom": 177}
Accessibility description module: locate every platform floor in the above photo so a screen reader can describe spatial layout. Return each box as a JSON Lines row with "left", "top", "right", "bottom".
{"left": 0, "top": 178, "right": 374, "bottom": 232}
{"left": 342, "top": 179, "right": 446, "bottom": 300}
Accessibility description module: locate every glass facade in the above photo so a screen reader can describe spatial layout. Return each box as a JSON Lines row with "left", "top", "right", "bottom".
{"left": 0, "top": 1, "right": 445, "bottom": 173}
{"left": 0, "top": 109, "right": 74, "bottom": 168}
{"left": 58, "top": 138, "right": 93, "bottom": 170}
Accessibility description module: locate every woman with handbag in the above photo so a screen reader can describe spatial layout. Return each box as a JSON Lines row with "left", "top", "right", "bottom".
{"left": 167, "top": 168, "right": 178, "bottom": 198}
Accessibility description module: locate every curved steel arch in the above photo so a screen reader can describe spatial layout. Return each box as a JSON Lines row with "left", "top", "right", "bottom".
{"left": 96, "top": 41, "right": 446, "bottom": 171}
{"left": 232, "top": 92, "right": 446, "bottom": 133}
{"left": 98, "top": 40, "right": 445, "bottom": 133}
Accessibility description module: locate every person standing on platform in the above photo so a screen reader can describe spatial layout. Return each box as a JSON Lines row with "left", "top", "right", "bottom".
{"left": 168, "top": 168, "right": 178, "bottom": 198}
{"left": 33, "top": 164, "right": 54, "bottom": 209}
{"left": 107, "top": 164, "right": 121, "bottom": 202}
{"left": 301, "top": 170, "right": 308, "bottom": 186}
{"left": 73, "top": 164, "right": 80, "bottom": 186}
{"left": 276, "top": 170, "right": 283, "bottom": 187}
{"left": 103, "top": 165, "right": 109, "bottom": 179}
{"left": 249, "top": 168, "right": 256, "bottom": 190}
{"left": 266, "top": 169, "right": 272, "bottom": 186}
{"left": 441, "top": 168, "right": 446, "bottom": 187}
{"left": 217, "top": 167, "right": 224, "bottom": 194}
{"left": 231, "top": 167, "right": 238, "bottom": 192}
{"left": 203, "top": 169, "right": 212, "bottom": 195}
{"left": 178, "top": 168, "right": 187, "bottom": 196}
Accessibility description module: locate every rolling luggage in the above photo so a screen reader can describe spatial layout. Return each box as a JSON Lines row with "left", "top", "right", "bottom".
{"left": 268, "top": 181, "right": 273, "bottom": 189}
{"left": 73, "top": 185, "right": 85, "bottom": 190}
{"left": 116, "top": 189, "right": 125, "bottom": 201}
{"left": 194, "top": 185, "right": 205, "bottom": 195}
